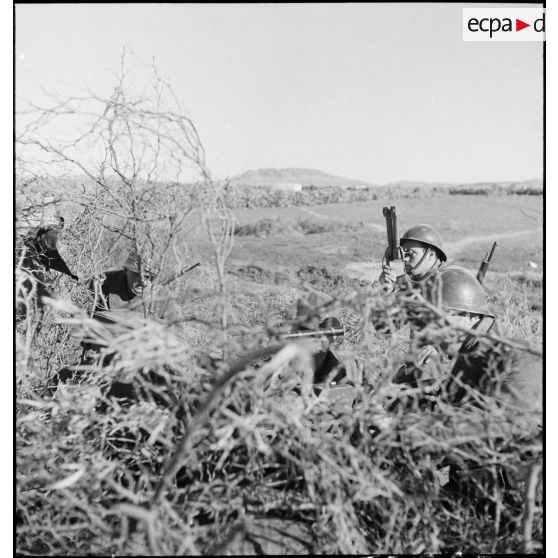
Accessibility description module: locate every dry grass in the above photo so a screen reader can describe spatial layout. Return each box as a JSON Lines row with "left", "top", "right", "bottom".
{"left": 16, "top": 254, "right": 542, "bottom": 555}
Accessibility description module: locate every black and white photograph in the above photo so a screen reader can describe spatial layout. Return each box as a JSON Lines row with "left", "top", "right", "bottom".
{"left": 14, "top": 2, "right": 546, "bottom": 555}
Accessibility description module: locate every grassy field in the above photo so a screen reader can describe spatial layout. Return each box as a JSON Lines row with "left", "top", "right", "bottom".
{"left": 198, "top": 194, "right": 542, "bottom": 344}
{"left": 218, "top": 195, "right": 542, "bottom": 273}
{"left": 16, "top": 190, "right": 543, "bottom": 555}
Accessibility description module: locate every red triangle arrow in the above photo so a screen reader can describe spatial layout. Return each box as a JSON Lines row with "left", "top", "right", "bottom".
{"left": 516, "top": 19, "right": 530, "bottom": 31}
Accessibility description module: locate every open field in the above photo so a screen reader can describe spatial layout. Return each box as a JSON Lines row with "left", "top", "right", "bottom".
{"left": 209, "top": 194, "right": 542, "bottom": 348}
{"left": 180, "top": 192, "right": 542, "bottom": 384}
{"left": 186, "top": 196, "right": 543, "bottom": 342}
{"left": 222, "top": 195, "right": 543, "bottom": 274}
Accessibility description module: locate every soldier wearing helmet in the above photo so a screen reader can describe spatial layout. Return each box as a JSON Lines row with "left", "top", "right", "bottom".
{"left": 379, "top": 224, "right": 447, "bottom": 291}
{"left": 17, "top": 220, "right": 79, "bottom": 322}
{"left": 53, "top": 248, "right": 174, "bottom": 389}
{"left": 288, "top": 288, "right": 348, "bottom": 387}
{"left": 394, "top": 265, "right": 541, "bottom": 419}
{"left": 428, "top": 265, "right": 494, "bottom": 337}
{"left": 387, "top": 265, "right": 541, "bottom": 516}
{"left": 87, "top": 249, "right": 156, "bottom": 319}
{"left": 372, "top": 224, "right": 448, "bottom": 342}
{"left": 434, "top": 266, "right": 540, "bottom": 413}
{"left": 392, "top": 265, "right": 494, "bottom": 387}
{"left": 286, "top": 288, "right": 364, "bottom": 402}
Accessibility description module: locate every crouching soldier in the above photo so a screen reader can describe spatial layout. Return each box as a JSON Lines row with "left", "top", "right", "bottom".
{"left": 75, "top": 249, "right": 158, "bottom": 368}
{"left": 16, "top": 220, "right": 79, "bottom": 323}
{"left": 53, "top": 249, "right": 179, "bottom": 389}
{"left": 288, "top": 288, "right": 362, "bottom": 383}
{"left": 88, "top": 249, "right": 156, "bottom": 319}
{"left": 438, "top": 267, "right": 541, "bottom": 419}
{"left": 389, "top": 265, "right": 542, "bottom": 516}
{"left": 283, "top": 289, "right": 364, "bottom": 416}
{"left": 390, "top": 264, "right": 495, "bottom": 388}
{"left": 287, "top": 316, "right": 359, "bottom": 388}
{"left": 396, "top": 264, "right": 542, "bottom": 417}
{"left": 371, "top": 225, "right": 448, "bottom": 375}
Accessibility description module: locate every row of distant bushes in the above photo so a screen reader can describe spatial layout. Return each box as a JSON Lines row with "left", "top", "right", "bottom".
{"left": 221, "top": 182, "right": 542, "bottom": 209}
{"left": 30, "top": 177, "right": 542, "bottom": 217}
{"left": 234, "top": 216, "right": 365, "bottom": 237}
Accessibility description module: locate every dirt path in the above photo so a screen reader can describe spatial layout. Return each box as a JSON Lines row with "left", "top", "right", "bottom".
{"left": 298, "top": 207, "right": 336, "bottom": 220}
{"left": 344, "top": 226, "right": 542, "bottom": 281}
{"left": 443, "top": 227, "right": 542, "bottom": 256}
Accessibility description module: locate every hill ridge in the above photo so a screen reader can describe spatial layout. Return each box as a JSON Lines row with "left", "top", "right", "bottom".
{"left": 229, "top": 167, "right": 542, "bottom": 189}
{"left": 229, "top": 167, "right": 376, "bottom": 188}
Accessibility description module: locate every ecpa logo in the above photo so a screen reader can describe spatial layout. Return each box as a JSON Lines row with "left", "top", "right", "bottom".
{"left": 463, "top": 8, "right": 545, "bottom": 41}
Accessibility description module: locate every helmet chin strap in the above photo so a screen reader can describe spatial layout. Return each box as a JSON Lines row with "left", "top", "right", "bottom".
{"left": 408, "top": 248, "right": 441, "bottom": 281}
{"left": 460, "top": 316, "right": 493, "bottom": 352}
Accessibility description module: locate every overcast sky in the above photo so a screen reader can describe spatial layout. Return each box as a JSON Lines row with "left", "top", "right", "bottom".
{"left": 15, "top": 3, "right": 543, "bottom": 184}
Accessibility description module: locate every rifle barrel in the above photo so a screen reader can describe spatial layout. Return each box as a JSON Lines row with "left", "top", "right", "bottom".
{"left": 476, "top": 242, "right": 497, "bottom": 284}
{"left": 281, "top": 328, "right": 345, "bottom": 339}
{"left": 487, "top": 241, "right": 497, "bottom": 261}
{"left": 159, "top": 262, "right": 201, "bottom": 287}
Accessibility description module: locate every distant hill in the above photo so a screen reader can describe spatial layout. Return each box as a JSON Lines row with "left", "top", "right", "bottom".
{"left": 229, "top": 168, "right": 377, "bottom": 188}
{"left": 228, "top": 168, "right": 542, "bottom": 192}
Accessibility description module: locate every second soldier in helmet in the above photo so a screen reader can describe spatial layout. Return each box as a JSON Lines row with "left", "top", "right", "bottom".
{"left": 88, "top": 249, "right": 156, "bottom": 319}
{"left": 391, "top": 265, "right": 495, "bottom": 387}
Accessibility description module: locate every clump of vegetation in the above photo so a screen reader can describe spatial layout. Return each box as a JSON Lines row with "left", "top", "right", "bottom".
{"left": 220, "top": 181, "right": 541, "bottom": 210}
{"left": 234, "top": 218, "right": 292, "bottom": 237}
{"left": 484, "top": 272, "right": 543, "bottom": 346}
{"left": 16, "top": 278, "right": 543, "bottom": 555}
{"left": 234, "top": 216, "right": 365, "bottom": 237}
{"left": 449, "top": 182, "right": 542, "bottom": 196}
{"left": 295, "top": 265, "right": 360, "bottom": 295}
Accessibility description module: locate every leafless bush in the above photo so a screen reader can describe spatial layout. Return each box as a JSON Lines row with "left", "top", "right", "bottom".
{"left": 16, "top": 48, "right": 218, "bottom": 288}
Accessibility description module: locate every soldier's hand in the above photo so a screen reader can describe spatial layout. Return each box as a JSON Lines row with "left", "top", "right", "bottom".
{"left": 417, "top": 345, "right": 438, "bottom": 365}
{"left": 379, "top": 265, "right": 396, "bottom": 285}
{"left": 379, "top": 252, "right": 397, "bottom": 290}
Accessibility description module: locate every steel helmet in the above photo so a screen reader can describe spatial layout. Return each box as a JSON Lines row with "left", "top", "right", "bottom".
{"left": 431, "top": 265, "right": 494, "bottom": 317}
{"left": 25, "top": 225, "right": 60, "bottom": 251}
{"left": 295, "top": 287, "right": 333, "bottom": 316}
{"left": 123, "top": 250, "right": 154, "bottom": 278}
{"left": 401, "top": 225, "right": 447, "bottom": 262}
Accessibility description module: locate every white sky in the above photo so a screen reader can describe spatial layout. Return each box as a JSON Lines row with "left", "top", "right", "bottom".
{"left": 15, "top": 3, "right": 543, "bottom": 184}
